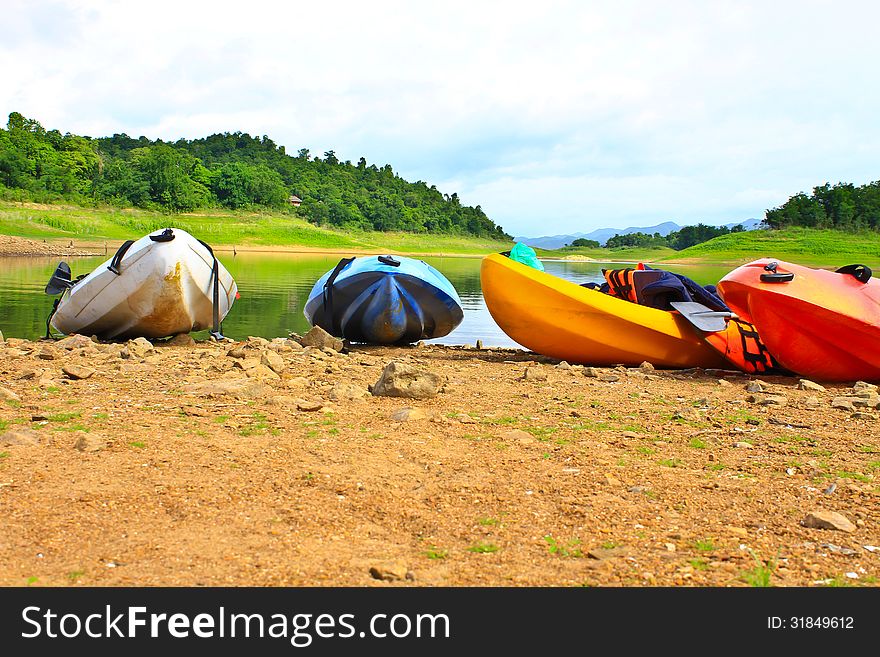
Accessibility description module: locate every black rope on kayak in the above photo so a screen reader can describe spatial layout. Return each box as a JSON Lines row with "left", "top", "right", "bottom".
{"left": 322, "top": 257, "right": 355, "bottom": 335}
{"left": 44, "top": 298, "right": 61, "bottom": 340}
{"left": 197, "top": 239, "right": 223, "bottom": 339}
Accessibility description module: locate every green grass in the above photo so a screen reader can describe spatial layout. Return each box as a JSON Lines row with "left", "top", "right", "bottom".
{"left": 662, "top": 227, "right": 880, "bottom": 266}
{"left": 0, "top": 201, "right": 511, "bottom": 255}
{"left": 424, "top": 546, "right": 448, "bottom": 560}
{"left": 544, "top": 535, "right": 584, "bottom": 558}
{"left": 694, "top": 538, "right": 716, "bottom": 552}
{"left": 467, "top": 542, "right": 500, "bottom": 554}
{"left": 740, "top": 551, "right": 778, "bottom": 587}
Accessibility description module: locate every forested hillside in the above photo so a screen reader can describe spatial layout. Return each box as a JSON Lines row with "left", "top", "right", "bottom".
{"left": 0, "top": 112, "right": 509, "bottom": 239}
{"left": 765, "top": 181, "right": 880, "bottom": 230}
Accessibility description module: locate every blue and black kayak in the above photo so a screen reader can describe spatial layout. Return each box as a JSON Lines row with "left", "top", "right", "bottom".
{"left": 304, "top": 255, "right": 464, "bottom": 344}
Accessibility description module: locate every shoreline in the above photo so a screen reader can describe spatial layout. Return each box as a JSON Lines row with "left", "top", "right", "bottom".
{"left": 0, "top": 332, "right": 877, "bottom": 587}
{"left": 0, "top": 234, "right": 492, "bottom": 260}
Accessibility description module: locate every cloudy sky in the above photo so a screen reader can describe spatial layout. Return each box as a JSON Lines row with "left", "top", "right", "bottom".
{"left": 2, "top": 0, "right": 878, "bottom": 237}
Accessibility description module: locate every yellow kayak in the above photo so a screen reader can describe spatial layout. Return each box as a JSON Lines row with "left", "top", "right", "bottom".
{"left": 480, "top": 253, "right": 727, "bottom": 368}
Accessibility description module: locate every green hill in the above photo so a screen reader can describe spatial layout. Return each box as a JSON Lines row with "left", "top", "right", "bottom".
{"left": 660, "top": 227, "right": 880, "bottom": 266}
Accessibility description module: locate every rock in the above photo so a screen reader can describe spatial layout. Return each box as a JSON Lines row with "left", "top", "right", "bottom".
{"left": 830, "top": 397, "right": 856, "bottom": 412}
{"left": 583, "top": 367, "right": 600, "bottom": 378}
{"left": 298, "top": 326, "right": 344, "bottom": 352}
{"left": 734, "top": 441, "right": 754, "bottom": 448}
{"left": 599, "top": 374, "right": 621, "bottom": 383}
{"left": 56, "top": 334, "right": 95, "bottom": 350}
{"left": 798, "top": 379, "right": 826, "bottom": 392}
{"left": 232, "top": 358, "right": 259, "bottom": 371}
{"left": 556, "top": 361, "right": 571, "bottom": 370}
{"left": 181, "top": 406, "right": 210, "bottom": 417}
{"left": 328, "top": 383, "right": 369, "bottom": 401}
{"left": 180, "top": 378, "right": 270, "bottom": 399}
{"left": 260, "top": 350, "right": 285, "bottom": 374}
{"left": 371, "top": 361, "right": 443, "bottom": 399}
{"left": 852, "top": 411, "right": 876, "bottom": 420}
{"left": 475, "top": 339, "right": 483, "bottom": 349}
{"left": 62, "top": 365, "right": 95, "bottom": 380}
{"left": 639, "top": 361, "right": 655, "bottom": 372}
{"left": 852, "top": 394, "right": 880, "bottom": 408}
{"left": 73, "top": 433, "right": 108, "bottom": 452}
{"left": 804, "top": 396, "right": 821, "bottom": 408}
{"left": 587, "top": 546, "right": 630, "bottom": 560}
{"left": 602, "top": 474, "right": 622, "bottom": 486}
{"left": 227, "top": 345, "right": 248, "bottom": 359}
{"left": 38, "top": 345, "right": 60, "bottom": 360}
{"left": 502, "top": 429, "right": 537, "bottom": 445}
{"left": 246, "top": 364, "right": 280, "bottom": 379}
{"left": 391, "top": 407, "right": 429, "bottom": 422}
{"left": 0, "top": 386, "right": 21, "bottom": 402}
{"left": 296, "top": 400, "right": 324, "bottom": 412}
{"left": 745, "top": 381, "right": 767, "bottom": 393}
{"left": 746, "top": 392, "right": 786, "bottom": 405}
{"left": 127, "top": 337, "right": 154, "bottom": 355}
{"left": 369, "top": 561, "right": 410, "bottom": 582}
{"left": 167, "top": 333, "right": 195, "bottom": 347}
{"left": 717, "top": 379, "right": 732, "bottom": 387}
{"left": 852, "top": 381, "right": 878, "bottom": 394}
{"left": 18, "top": 369, "right": 42, "bottom": 380}
{"left": 521, "top": 366, "right": 548, "bottom": 381}
{"left": 1, "top": 428, "right": 42, "bottom": 445}
{"left": 802, "top": 511, "right": 857, "bottom": 533}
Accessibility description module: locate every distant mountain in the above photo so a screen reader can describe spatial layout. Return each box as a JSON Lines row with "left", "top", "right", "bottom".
{"left": 515, "top": 218, "right": 762, "bottom": 249}
{"left": 724, "top": 217, "right": 764, "bottom": 231}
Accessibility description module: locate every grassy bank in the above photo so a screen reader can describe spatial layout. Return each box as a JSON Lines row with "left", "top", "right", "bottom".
{"left": 536, "top": 227, "right": 880, "bottom": 267}
{"left": 3, "top": 201, "right": 879, "bottom": 265}
{"left": 658, "top": 227, "right": 880, "bottom": 266}
{"left": 534, "top": 244, "right": 678, "bottom": 263}
{"left": 0, "top": 202, "right": 512, "bottom": 256}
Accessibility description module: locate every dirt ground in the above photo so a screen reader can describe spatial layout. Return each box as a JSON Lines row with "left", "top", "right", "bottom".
{"left": 0, "top": 332, "right": 877, "bottom": 588}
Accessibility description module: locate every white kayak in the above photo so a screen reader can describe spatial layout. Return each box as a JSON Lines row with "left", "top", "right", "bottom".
{"left": 46, "top": 227, "right": 238, "bottom": 340}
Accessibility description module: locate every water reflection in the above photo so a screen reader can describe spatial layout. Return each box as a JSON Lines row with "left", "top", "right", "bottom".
{"left": 0, "top": 252, "right": 733, "bottom": 348}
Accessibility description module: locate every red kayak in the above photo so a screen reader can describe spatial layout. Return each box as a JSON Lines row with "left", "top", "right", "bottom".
{"left": 717, "top": 258, "right": 880, "bottom": 382}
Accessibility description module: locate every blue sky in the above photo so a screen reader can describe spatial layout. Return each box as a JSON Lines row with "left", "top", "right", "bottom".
{"left": 2, "top": 0, "right": 879, "bottom": 238}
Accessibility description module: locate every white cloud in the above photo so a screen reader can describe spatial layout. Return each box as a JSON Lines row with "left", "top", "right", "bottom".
{"left": 2, "top": 0, "right": 879, "bottom": 236}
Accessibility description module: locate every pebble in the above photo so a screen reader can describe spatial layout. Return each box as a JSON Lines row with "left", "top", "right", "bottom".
{"left": 390, "top": 407, "right": 429, "bottom": 422}
{"left": 801, "top": 511, "right": 857, "bottom": 533}
{"left": 0, "top": 386, "right": 20, "bottom": 402}
{"left": 62, "top": 365, "right": 95, "bottom": 380}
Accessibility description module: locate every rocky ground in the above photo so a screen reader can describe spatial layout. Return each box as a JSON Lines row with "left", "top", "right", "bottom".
{"left": 0, "top": 234, "right": 98, "bottom": 257}
{"left": 0, "top": 327, "right": 878, "bottom": 587}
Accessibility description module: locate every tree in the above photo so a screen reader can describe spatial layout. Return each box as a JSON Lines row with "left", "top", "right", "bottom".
{"left": 569, "top": 238, "right": 600, "bottom": 248}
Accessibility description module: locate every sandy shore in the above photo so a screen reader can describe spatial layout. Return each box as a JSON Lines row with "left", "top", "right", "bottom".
{"left": 0, "top": 331, "right": 877, "bottom": 587}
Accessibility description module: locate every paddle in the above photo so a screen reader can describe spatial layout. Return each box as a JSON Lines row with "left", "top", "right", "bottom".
{"left": 669, "top": 300, "right": 734, "bottom": 333}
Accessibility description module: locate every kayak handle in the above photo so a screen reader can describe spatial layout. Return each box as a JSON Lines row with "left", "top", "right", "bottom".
{"left": 835, "top": 263, "right": 872, "bottom": 284}
{"left": 760, "top": 262, "right": 794, "bottom": 283}
{"left": 760, "top": 272, "right": 795, "bottom": 283}
{"left": 378, "top": 255, "right": 401, "bottom": 267}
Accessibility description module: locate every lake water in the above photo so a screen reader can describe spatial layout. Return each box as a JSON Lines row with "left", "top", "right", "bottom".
{"left": 0, "top": 252, "right": 733, "bottom": 348}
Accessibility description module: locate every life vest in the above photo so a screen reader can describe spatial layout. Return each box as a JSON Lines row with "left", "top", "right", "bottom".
{"left": 603, "top": 264, "right": 647, "bottom": 304}
{"left": 703, "top": 317, "right": 781, "bottom": 374}
{"left": 602, "top": 265, "right": 781, "bottom": 374}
